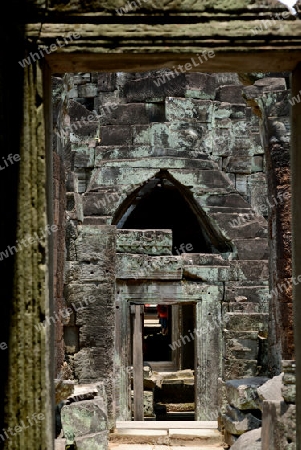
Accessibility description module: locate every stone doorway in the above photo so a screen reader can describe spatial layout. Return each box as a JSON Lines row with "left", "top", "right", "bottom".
{"left": 130, "top": 302, "right": 196, "bottom": 421}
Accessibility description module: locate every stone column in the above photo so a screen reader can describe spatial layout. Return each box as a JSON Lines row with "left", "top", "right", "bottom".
{"left": 291, "top": 64, "right": 301, "bottom": 450}
{"left": 2, "top": 57, "right": 54, "bottom": 449}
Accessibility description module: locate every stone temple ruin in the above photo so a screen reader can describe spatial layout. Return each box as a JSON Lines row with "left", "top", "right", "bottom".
{"left": 52, "top": 70, "right": 295, "bottom": 448}
{"left": 4, "top": 1, "right": 301, "bottom": 449}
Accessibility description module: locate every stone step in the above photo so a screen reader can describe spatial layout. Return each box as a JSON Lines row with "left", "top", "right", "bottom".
{"left": 115, "top": 421, "right": 218, "bottom": 429}
{"left": 109, "top": 444, "right": 224, "bottom": 450}
{"left": 109, "top": 421, "right": 223, "bottom": 446}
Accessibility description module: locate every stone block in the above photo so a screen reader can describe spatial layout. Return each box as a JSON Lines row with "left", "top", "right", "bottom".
{"left": 224, "top": 330, "right": 259, "bottom": 360}
{"left": 183, "top": 265, "right": 230, "bottom": 282}
{"left": 226, "top": 301, "right": 266, "bottom": 313}
{"left": 232, "top": 136, "right": 259, "bottom": 157}
{"left": 223, "top": 359, "right": 259, "bottom": 380}
{"left": 185, "top": 73, "right": 217, "bottom": 99}
{"left": 254, "top": 77, "right": 287, "bottom": 91}
{"left": 230, "top": 104, "right": 247, "bottom": 119}
{"left": 74, "top": 348, "right": 113, "bottom": 382}
{"left": 116, "top": 254, "right": 183, "bottom": 279}
{"left": 95, "top": 145, "right": 151, "bottom": 161}
{"left": 181, "top": 253, "right": 230, "bottom": 266}
{"left": 222, "top": 404, "right": 261, "bottom": 435}
{"left": 223, "top": 156, "right": 252, "bottom": 174}
{"left": 165, "top": 98, "right": 213, "bottom": 122}
{"left": 150, "top": 122, "right": 169, "bottom": 148}
{"left": 230, "top": 428, "right": 261, "bottom": 450}
{"left": 232, "top": 260, "right": 269, "bottom": 282}
{"left": 211, "top": 128, "right": 232, "bottom": 156}
{"left": 68, "top": 99, "right": 96, "bottom": 122}
{"left": 218, "top": 377, "right": 228, "bottom": 414}
{"left": 116, "top": 229, "right": 173, "bottom": 255}
{"left": 212, "top": 73, "right": 242, "bottom": 86}
{"left": 123, "top": 72, "right": 186, "bottom": 102}
{"left": 223, "top": 429, "right": 238, "bottom": 446}
{"left": 257, "top": 373, "right": 284, "bottom": 408}
{"left": 216, "top": 84, "right": 245, "bottom": 104}
{"left": 65, "top": 260, "right": 114, "bottom": 285}
{"left": 97, "top": 73, "right": 116, "bottom": 91}
{"left": 99, "top": 103, "right": 150, "bottom": 125}
{"left": 61, "top": 398, "right": 107, "bottom": 444}
{"left": 212, "top": 102, "right": 232, "bottom": 120}
{"left": 205, "top": 193, "right": 250, "bottom": 209}
{"left": 282, "top": 385, "right": 296, "bottom": 403}
{"left": 69, "top": 382, "right": 106, "bottom": 403}
{"left": 69, "top": 122, "right": 99, "bottom": 142}
{"left": 235, "top": 174, "right": 248, "bottom": 195}
{"left": 132, "top": 125, "right": 150, "bottom": 145}
{"left": 224, "top": 312, "right": 268, "bottom": 332}
{"left": 261, "top": 401, "right": 296, "bottom": 450}
{"left": 97, "top": 156, "right": 212, "bottom": 170}
{"left": 225, "top": 284, "right": 269, "bottom": 305}
{"left": 82, "top": 190, "right": 122, "bottom": 216}
{"left": 74, "top": 225, "right": 116, "bottom": 262}
{"left": 233, "top": 238, "right": 269, "bottom": 260}
{"left": 247, "top": 173, "right": 269, "bottom": 215}
{"left": 73, "top": 147, "right": 95, "bottom": 168}
{"left": 78, "top": 325, "right": 115, "bottom": 349}
{"left": 225, "top": 377, "right": 268, "bottom": 409}
{"left": 78, "top": 83, "right": 98, "bottom": 97}
{"left": 83, "top": 216, "right": 113, "bottom": 225}
{"left": 100, "top": 125, "right": 132, "bottom": 145}
{"left": 210, "top": 211, "right": 267, "bottom": 239}
{"left": 74, "top": 431, "right": 108, "bottom": 450}
{"left": 169, "top": 120, "right": 205, "bottom": 151}
{"left": 64, "top": 283, "right": 115, "bottom": 314}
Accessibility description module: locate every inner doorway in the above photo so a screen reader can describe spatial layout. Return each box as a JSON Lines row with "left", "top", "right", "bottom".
{"left": 130, "top": 302, "right": 196, "bottom": 421}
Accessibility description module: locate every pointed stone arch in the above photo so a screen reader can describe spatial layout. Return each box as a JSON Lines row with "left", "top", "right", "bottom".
{"left": 112, "top": 169, "right": 233, "bottom": 255}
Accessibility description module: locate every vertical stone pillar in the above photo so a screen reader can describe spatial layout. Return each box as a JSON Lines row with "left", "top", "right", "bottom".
{"left": 195, "top": 298, "right": 221, "bottom": 420}
{"left": 291, "top": 63, "right": 301, "bottom": 450}
{"left": 245, "top": 83, "right": 293, "bottom": 375}
{"left": 3, "top": 59, "right": 54, "bottom": 450}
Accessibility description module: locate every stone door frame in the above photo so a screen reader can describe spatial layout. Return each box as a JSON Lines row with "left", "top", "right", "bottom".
{"left": 115, "top": 279, "right": 222, "bottom": 421}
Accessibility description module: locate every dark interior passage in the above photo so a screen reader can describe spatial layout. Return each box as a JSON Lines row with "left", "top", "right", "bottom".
{"left": 118, "top": 179, "right": 212, "bottom": 255}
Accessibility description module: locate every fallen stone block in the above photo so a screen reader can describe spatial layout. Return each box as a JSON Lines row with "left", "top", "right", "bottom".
{"left": 230, "top": 427, "right": 261, "bottom": 450}
{"left": 257, "top": 373, "right": 283, "bottom": 410}
{"left": 222, "top": 404, "right": 261, "bottom": 435}
{"left": 61, "top": 398, "right": 107, "bottom": 445}
{"left": 225, "top": 377, "right": 268, "bottom": 409}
